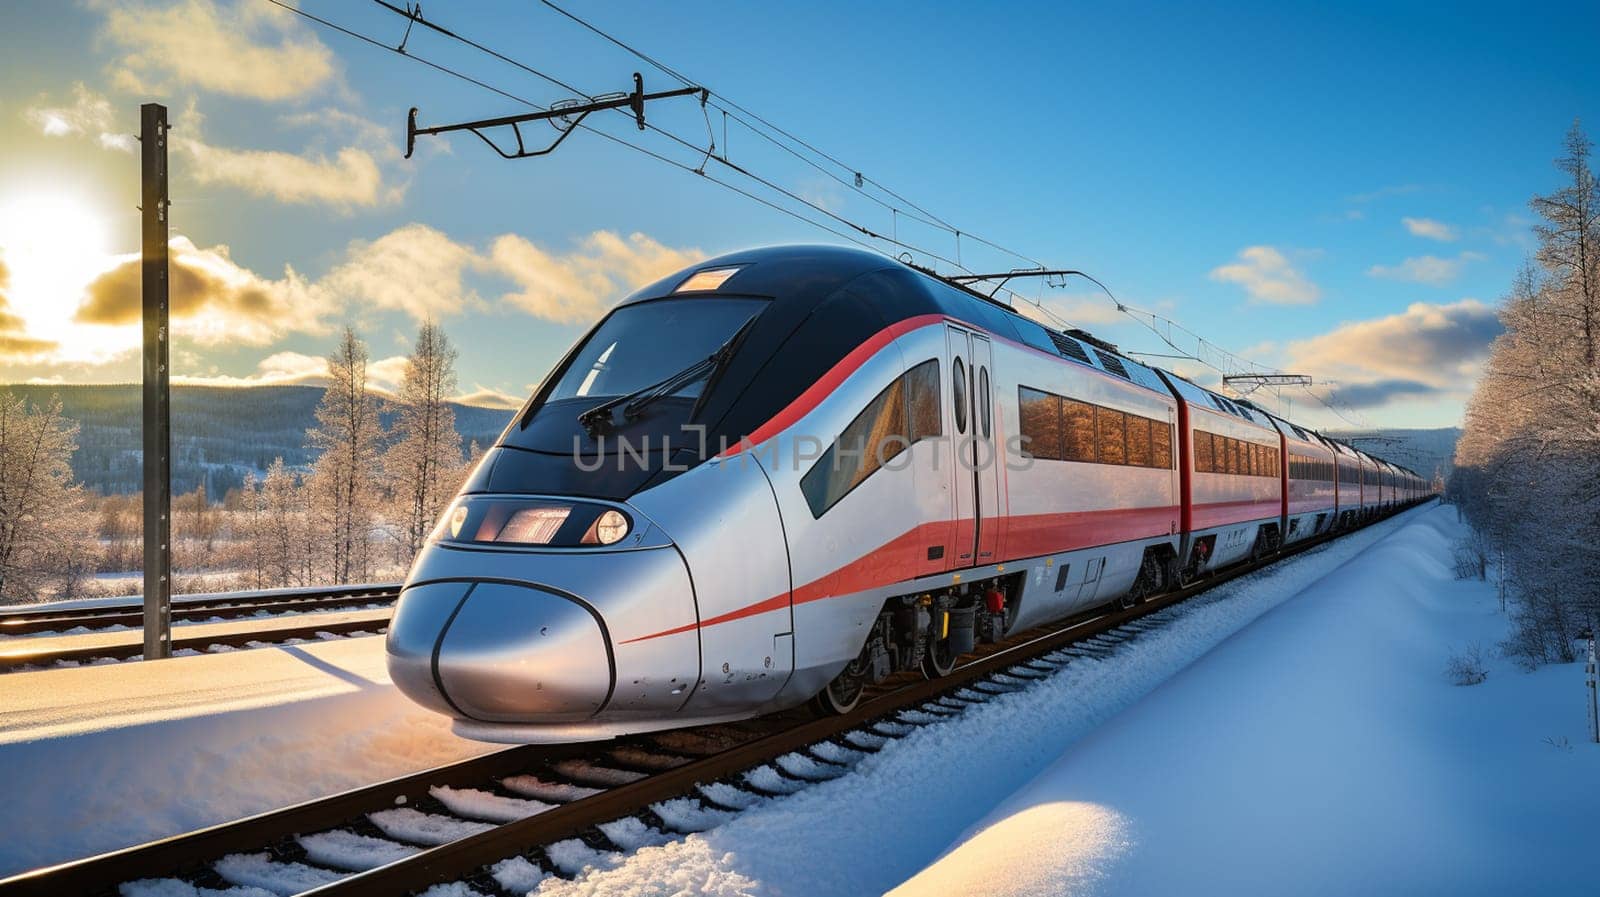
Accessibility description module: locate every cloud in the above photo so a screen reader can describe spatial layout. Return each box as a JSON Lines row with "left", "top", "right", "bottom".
{"left": 68, "top": 226, "right": 700, "bottom": 358}
{"left": 174, "top": 103, "right": 405, "bottom": 209}
{"left": 26, "top": 85, "right": 405, "bottom": 210}
{"left": 492, "top": 231, "right": 702, "bottom": 324}
{"left": 455, "top": 386, "right": 525, "bottom": 410}
{"left": 1366, "top": 252, "right": 1484, "bottom": 285}
{"left": 76, "top": 236, "right": 331, "bottom": 345}
{"left": 1285, "top": 299, "right": 1503, "bottom": 408}
{"left": 0, "top": 253, "right": 59, "bottom": 358}
{"left": 1323, "top": 378, "right": 1438, "bottom": 409}
{"left": 1209, "top": 246, "right": 1320, "bottom": 305}
{"left": 320, "top": 225, "right": 488, "bottom": 320}
{"left": 1401, "top": 217, "right": 1457, "bottom": 242}
{"left": 23, "top": 83, "right": 133, "bottom": 151}
{"left": 180, "top": 140, "right": 399, "bottom": 209}
{"left": 175, "top": 349, "right": 407, "bottom": 394}
{"left": 94, "top": 0, "right": 336, "bottom": 101}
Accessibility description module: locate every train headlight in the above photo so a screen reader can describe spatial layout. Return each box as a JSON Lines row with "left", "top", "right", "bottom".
{"left": 429, "top": 497, "right": 632, "bottom": 548}
{"left": 584, "top": 509, "right": 630, "bottom": 545}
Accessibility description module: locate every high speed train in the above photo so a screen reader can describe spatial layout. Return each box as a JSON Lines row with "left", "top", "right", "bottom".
{"left": 387, "top": 245, "right": 1432, "bottom": 743}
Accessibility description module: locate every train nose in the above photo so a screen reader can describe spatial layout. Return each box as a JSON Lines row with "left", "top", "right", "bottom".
{"left": 387, "top": 581, "right": 612, "bottom": 723}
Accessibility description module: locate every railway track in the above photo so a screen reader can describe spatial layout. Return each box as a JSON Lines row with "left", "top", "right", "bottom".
{"left": 0, "top": 584, "right": 400, "bottom": 672}
{"left": 0, "top": 509, "right": 1423, "bottom": 897}
{"left": 0, "top": 584, "right": 401, "bottom": 636}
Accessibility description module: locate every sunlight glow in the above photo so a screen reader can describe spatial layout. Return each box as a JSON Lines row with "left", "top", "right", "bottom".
{"left": 0, "top": 187, "right": 123, "bottom": 360}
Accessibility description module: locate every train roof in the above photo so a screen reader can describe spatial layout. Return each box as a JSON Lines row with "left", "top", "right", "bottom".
{"left": 625, "top": 245, "right": 1419, "bottom": 474}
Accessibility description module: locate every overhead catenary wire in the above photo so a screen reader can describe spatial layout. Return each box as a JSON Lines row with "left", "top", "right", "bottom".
{"left": 532, "top": 0, "right": 1047, "bottom": 269}
{"left": 362, "top": 0, "right": 985, "bottom": 274}
{"left": 283, "top": 0, "right": 1360, "bottom": 428}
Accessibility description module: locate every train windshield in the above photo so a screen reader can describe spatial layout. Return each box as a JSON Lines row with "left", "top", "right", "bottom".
{"left": 549, "top": 297, "right": 767, "bottom": 402}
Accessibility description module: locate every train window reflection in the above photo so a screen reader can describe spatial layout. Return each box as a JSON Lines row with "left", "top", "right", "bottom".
{"left": 548, "top": 297, "right": 766, "bottom": 401}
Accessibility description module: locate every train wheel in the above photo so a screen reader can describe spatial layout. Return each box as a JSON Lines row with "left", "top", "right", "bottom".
{"left": 921, "top": 638, "right": 957, "bottom": 679}
{"left": 813, "top": 661, "right": 866, "bottom": 715}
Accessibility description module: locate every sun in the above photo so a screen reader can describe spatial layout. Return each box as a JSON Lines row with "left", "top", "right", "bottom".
{"left": 0, "top": 186, "right": 120, "bottom": 354}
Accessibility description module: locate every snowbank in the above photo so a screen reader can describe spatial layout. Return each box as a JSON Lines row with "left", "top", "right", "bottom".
{"left": 892, "top": 506, "right": 1600, "bottom": 897}
{"left": 511, "top": 507, "right": 1428, "bottom": 897}
{"left": 0, "top": 637, "right": 496, "bottom": 876}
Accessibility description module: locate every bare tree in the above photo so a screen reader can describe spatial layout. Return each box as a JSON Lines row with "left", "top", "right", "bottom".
{"left": 307, "top": 327, "right": 384, "bottom": 584}
{"left": 385, "top": 321, "right": 465, "bottom": 562}
{"left": 0, "top": 392, "right": 97, "bottom": 604}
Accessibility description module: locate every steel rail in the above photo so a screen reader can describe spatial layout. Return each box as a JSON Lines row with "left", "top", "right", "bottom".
{"left": 0, "top": 499, "right": 1433, "bottom": 897}
{"left": 0, "top": 584, "right": 401, "bottom": 635}
{"left": 0, "top": 617, "right": 391, "bottom": 672}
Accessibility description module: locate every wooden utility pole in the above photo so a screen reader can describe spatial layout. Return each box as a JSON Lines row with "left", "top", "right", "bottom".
{"left": 141, "top": 102, "right": 172, "bottom": 660}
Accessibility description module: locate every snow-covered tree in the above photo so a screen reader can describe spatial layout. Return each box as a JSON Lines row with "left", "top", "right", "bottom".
{"left": 307, "top": 327, "right": 384, "bottom": 584}
{"left": 385, "top": 321, "right": 465, "bottom": 562}
{"left": 0, "top": 392, "right": 97, "bottom": 604}
{"left": 1452, "top": 121, "right": 1600, "bottom": 666}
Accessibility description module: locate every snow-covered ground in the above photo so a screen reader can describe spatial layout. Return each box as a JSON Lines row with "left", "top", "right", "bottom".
{"left": 0, "top": 636, "right": 497, "bottom": 876}
{"left": 491, "top": 506, "right": 1462, "bottom": 897}
{"left": 893, "top": 505, "right": 1600, "bottom": 897}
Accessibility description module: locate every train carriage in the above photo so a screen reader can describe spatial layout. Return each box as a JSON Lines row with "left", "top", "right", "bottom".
{"left": 1357, "top": 450, "right": 1384, "bottom": 520}
{"left": 1265, "top": 413, "right": 1337, "bottom": 544}
{"left": 1154, "top": 373, "right": 1283, "bottom": 577}
{"left": 1328, "top": 439, "right": 1364, "bottom": 528}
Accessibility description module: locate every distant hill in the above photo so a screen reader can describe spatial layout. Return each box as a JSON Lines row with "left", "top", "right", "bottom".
{"left": 1323, "top": 427, "right": 1460, "bottom": 480}
{"left": 2, "top": 384, "right": 515, "bottom": 497}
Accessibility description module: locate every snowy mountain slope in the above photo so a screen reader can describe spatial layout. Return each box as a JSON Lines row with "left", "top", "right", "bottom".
{"left": 1, "top": 384, "right": 514, "bottom": 496}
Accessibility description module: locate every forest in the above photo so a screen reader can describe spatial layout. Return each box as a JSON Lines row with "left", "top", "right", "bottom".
{"left": 0, "top": 323, "right": 499, "bottom": 604}
{"left": 1451, "top": 121, "right": 1600, "bottom": 669}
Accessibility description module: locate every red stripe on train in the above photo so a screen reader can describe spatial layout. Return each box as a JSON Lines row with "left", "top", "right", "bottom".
{"left": 620, "top": 504, "right": 1181, "bottom": 644}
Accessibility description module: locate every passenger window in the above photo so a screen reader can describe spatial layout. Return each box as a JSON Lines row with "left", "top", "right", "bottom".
{"left": 1019, "top": 387, "right": 1063, "bottom": 460}
{"left": 1152, "top": 421, "right": 1172, "bottom": 469}
{"left": 1126, "top": 415, "right": 1151, "bottom": 467}
{"left": 906, "top": 360, "right": 942, "bottom": 442}
{"left": 801, "top": 359, "right": 944, "bottom": 518}
{"left": 1097, "top": 408, "right": 1127, "bottom": 465}
{"left": 979, "top": 367, "right": 992, "bottom": 439}
{"left": 1062, "top": 399, "right": 1096, "bottom": 462}
{"left": 952, "top": 358, "right": 967, "bottom": 434}
{"left": 1194, "top": 430, "right": 1214, "bottom": 473}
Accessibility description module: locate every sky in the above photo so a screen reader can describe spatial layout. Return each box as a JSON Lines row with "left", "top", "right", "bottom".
{"left": 0, "top": 0, "right": 1595, "bottom": 428}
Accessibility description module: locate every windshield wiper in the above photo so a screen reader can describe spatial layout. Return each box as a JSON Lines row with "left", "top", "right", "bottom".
{"left": 577, "top": 317, "right": 755, "bottom": 437}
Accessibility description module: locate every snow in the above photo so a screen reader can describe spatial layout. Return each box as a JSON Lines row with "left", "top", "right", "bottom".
{"left": 298, "top": 829, "right": 418, "bottom": 871}
{"left": 0, "top": 637, "right": 498, "bottom": 876}
{"left": 892, "top": 506, "right": 1600, "bottom": 896}
{"left": 492, "top": 856, "right": 550, "bottom": 893}
{"left": 430, "top": 785, "right": 555, "bottom": 823}
{"left": 369, "top": 808, "right": 494, "bottom": 846}
{"left": 213, "top": 852, "right": 344, "bottom": 895}
{"left": 501, "top": 507, "right": 1432, "bottom": 896}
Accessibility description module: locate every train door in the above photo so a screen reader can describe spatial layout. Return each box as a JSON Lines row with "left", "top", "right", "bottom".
{"left": 944, "top": 325, "right": 1001, "bottom": 567}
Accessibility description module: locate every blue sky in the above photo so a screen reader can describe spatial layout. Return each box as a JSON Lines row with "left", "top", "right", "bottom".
{"left": 0, "top": 0, "right": 1595, "bottom": 428}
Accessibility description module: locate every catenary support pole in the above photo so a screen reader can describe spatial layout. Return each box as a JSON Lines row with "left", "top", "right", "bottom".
{"left": 141, "top": 102, "right": 172, "bottom": 660}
